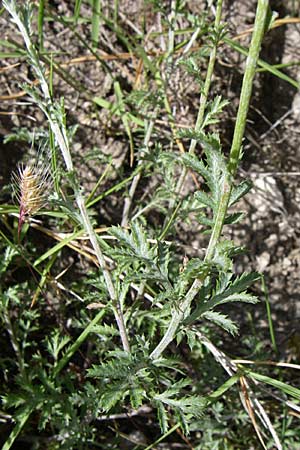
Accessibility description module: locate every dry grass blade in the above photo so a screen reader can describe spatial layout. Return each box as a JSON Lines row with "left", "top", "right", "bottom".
{"left": 240, "top": 375, "right": 268, "bottom": 450}
{"left": 195, "top": 329, "right": 283, "bottom": 449}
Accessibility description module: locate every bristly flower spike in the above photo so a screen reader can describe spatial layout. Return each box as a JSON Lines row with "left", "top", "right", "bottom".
{"left": 12, "top": 161, "right": 52, "bottom": 239}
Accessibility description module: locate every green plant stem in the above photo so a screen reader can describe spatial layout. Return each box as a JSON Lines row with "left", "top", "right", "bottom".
{"left": 76, "top": 195, "right": 130, "bottom": 352}
{"left": 2, "top": 406, "right": 34, "bottom": 450}
{"left": 150, "top": 0, "right": 269, "bottom": 361}
{"left": 173, "top": 0, "right": 224, "bottom": 199}
{"left": 189, "top": 0, "right": 223, "bottom": 154}
{"left": 4, "top": 0, "right": 130, "bottom": 353}
{"left": 150, "top": 0, "right": 224, "bottom": 361}
{"left": 113, "top": 0, "right": 119, "bottom": 26}
{"left": 206, "top": 0, "right": 268, "bottom": 259}
{"left": 121, "top": 118, "right": 155, "bottom": 227}
{"left": 150, "top": 273, "right": 206, "bottom": 360}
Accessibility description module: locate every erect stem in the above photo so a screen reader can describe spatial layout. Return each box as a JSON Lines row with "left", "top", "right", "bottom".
{"left": 173, "top": 0, "right": 224, "bottom": 200}
{"left": 228, "top": 4, "right": 268, "bottom": 177}
{"left": 189, "top": 0, "right": 223, "bottom": 154}
{"left": 150, "top": 0, "right": 224, "bottom": 361}
{"left": 150, "top": 0, "right": 269, "bottom": 361}
{"left": 121, "top": 118, "right": 156, "bottom": 227}
{"left": 77, "top": 195, "right": 130, "bottom": 352}
{"left": 206, "top": 0, "right": 269, "bottom": 259}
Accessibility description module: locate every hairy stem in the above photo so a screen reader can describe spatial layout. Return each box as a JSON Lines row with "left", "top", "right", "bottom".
{"left": 150, "top": 0, "right": 269, "bottom": 360}
{"left": 76, "top": 196, "right": 130, "bottom": 351}
{"left": 206, "top": 0, "right": 269, "bottom": 258}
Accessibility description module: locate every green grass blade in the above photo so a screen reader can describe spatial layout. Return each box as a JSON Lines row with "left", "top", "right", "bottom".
{"left": 86, "top": 169, "right": 141, "bottom": 208}
{"left": 114, "top": 81, "right": 134, "bottom": 165}
{"left": 41, "top": 53, "right": 87, "bottom": 95}
{"left": 0, "top": 205, "right": 19, "bottom": 214}
{"left": 91, "top": 0, "right": 101, "bottom": 49}
{"left": 42, "top": 6, "right": 111, "bottom": 74}
{"left": 40, "top": 210, "right": 75, "bottom": 219}
{"left": 74, "top": 0, "right": 82, "bottom": 24}
{"left": 85, "top": 162, "right": 112, "bottom": 206}
{"left": 33, "top": 229, "right": 84, "bottom": 267}
{"left": 2, "top": 407, "right": 33, "bottom": 450}
{"left": 53, "top": 309, "right": 106, "bottom": 378}
{"left": 158, "top": 200, "right": 182, "bottom": 241}
{"left": 257, "top": 61, "right": 300, "bottom": 72}
{"left": 249, "top": 371, "right": 300, "bottom": 400}
{"left": 48, "top": 54, "right": 60, "bottom": 194}
{"left": 113, "top": 0, "right": 119, "bottom": 26}
{"left": 32, "top": 253, "right": 57, "bottom": 307}
{"left": 37, "top": 0, "right": 45, "bottom": 50}
{"left": 225, "top": 37, "right": 299, "bottom": 89}
{"left": 0, "top": 51, "right": 25, "bottom": 58}
{"left": 96, "top": 12, "right": 158, "bottom": 77}
{"left": 49, "top": 126, "right": 59, "bottom": 194}
{"left": 49, "top": 52, "right": 54, "bottom": 97}
{"left": 280, "top": 405, "right": 288, "bottom": 446}
{"left": 261, "top": 273, "right": 278, "bottom": 354}
{"left": 0, "top": 38, "right": 25, "bottom": 50}
{"left": 0, "top": 227, "right": 16, "bottom": 248}
{"left": 93, "top": 96, "right": 144, "bottom": 126}
{"left": 0, "top": 38, "right": 26, "bottom": 58}
{"left": 143, "top": 424, "right": 180, "bottom": 450}
{"left": 207, "top": 373, "right": 241, "bottom": 401}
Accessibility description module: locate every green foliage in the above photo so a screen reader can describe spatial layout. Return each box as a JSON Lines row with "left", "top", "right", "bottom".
{"left": 201, "top": 96, "right": 230, "bottom": 129}
{"left": 87, "top": 347, "right": 151, "bottom": 411}
{"left": 0, "top": 1, "right": 298, "bottom": 450}
{"left": 153, "top": 378, "right": 206, "bottom": 434}
{"left": 185, "top": 271, "right": 260, "bottom": 325}
{"left": 164, "top": 134, "right": 252, "bottom": 232}
{"left": 109, "top": 223, "right": 172, "bottom": 289}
